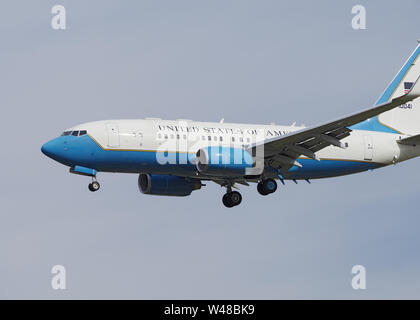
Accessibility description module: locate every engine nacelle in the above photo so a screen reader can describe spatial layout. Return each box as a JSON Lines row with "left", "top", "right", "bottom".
{"left": 195, "top": 146, "right": 254, "bottom": 175}
{"left": 138, "top": 174, "right": 201, "bottom": 197}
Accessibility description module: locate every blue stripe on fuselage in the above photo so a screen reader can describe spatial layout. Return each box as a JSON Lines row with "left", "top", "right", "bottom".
{"left": 48, "top": 135, "right": 384, "bottom": 179}
{"left": 286, "top": 158, "right": 383, "bottom": 179}
{"left": 48, "top": 135, "right": 197, "bottom": 175}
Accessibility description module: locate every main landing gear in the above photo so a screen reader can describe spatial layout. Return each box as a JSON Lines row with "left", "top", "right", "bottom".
{"left": 221, "top": 178, "right": 278, "bottom": 207}
{"left": 88, "top": 179, "right": 100, "bottom": 192}
{"left": 257, "top": 178, "right": 277, "bottom": 196}
{"left": 222, "top": 191, "right": 242, "bottom": 208}
{"left": 222, "top": 185, "right": 242, "bottom": 208}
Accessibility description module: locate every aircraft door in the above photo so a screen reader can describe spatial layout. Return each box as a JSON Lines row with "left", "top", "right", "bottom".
{"left": 363, "top": 135, "right": 373, "bottom": 161}
{"left": 106, "top": 123, "right": 120, "bottom": 148}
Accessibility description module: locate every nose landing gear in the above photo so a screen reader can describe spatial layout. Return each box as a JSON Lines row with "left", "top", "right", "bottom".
{"left": 69, "top": 166, "right": 100, "bottom": 193}
{"left": 88, "top": 180, "right": 100, "bottom": 192}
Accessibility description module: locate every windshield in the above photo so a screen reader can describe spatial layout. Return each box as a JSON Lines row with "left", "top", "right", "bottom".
{"left": 61, "top": 130, "right": 87, "bottom": 137}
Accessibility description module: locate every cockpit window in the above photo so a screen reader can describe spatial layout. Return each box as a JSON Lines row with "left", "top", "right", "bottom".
{"left": 61, "top": 130, "right": 87, "bottom": 137}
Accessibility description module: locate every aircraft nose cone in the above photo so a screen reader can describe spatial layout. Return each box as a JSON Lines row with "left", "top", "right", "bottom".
{"left": 41, "top": 140, "right": 54, "bottom": 157}
{"left": 41, "top": 138, "right": 63, "bottom": 160}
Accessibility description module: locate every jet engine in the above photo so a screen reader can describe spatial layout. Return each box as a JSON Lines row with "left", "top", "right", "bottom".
{"left": 138, "top": 174, "right": 201, "bottom": 197}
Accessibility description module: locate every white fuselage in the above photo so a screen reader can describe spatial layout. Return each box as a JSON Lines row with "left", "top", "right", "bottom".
{"left": 63, "top": 118, "right": 420, "bottom": 180}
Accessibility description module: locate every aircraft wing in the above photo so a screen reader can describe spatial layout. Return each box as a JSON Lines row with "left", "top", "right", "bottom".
{"left": 397, "top": 133, "right": 420, "bottom": 146}
{"left": 251, "top": 76, "right": 420, "bottom": 173}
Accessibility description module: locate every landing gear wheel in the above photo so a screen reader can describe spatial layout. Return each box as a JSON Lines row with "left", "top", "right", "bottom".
{"left": 222, "top": 191, "right": 242, "bottom": 208}
{"left": 263, "top": 178, "right": 277, "bottom": 194}
{"left": 222, "top": 193, "right": 233, "bottom": 208}
{"left": 229, "top": 191, "right": 242, "bottom": 206}
{"left": 257, "top": 182, "right": 268, "bottom": 196}
{"left": 258, "top": 178, "right": 277, "bottom": 195}
{"left": 88, "top": 181, "right": 100, "bottom": 192}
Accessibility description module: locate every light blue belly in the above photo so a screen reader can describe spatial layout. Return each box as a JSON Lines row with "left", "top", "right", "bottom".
{"left": 286, "top": 158, "right": 384, "bottom": 179}
{"left": 55, "top": 136, "right": 384, "bottom": 179}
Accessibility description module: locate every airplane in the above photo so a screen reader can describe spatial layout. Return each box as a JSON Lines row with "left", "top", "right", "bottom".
{"left": 42, "top": 42, "right": 420, "bottom": 208}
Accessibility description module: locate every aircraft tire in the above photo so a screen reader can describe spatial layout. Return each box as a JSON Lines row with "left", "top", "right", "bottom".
{"left": 89, "top": 181, "right": 100, "bottom": 192}
{"left": 262, "top": 178, "right": 277, "bottom": 194}
{"left": 257, "top": 182, "right": 268, "bottom": 195}
{"left": 223, "top": 191, "right": 242, "bottom": 208}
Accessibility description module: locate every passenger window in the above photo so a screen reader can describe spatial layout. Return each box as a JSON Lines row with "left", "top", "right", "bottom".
{"left": 232, "top": 137, "right": 235, "bottom": 142}
{"left": 208, "top": 136, "right": 211, "bottom": 141}
{"left": 72, "top": 131, "right": 79, "bottom": 136}
{"left": 176, "top": 134, "right": 180, "bottom": 140}
{"left": 183, "top": 135, "right": 187, "bottom": 140}
{"left": 79, "top": 130, "right": 87, "bottom": 136}
{"left": 164, "top": 134, "right": 168, "bottom": 139}
{"left": 219, "top": 136, "right": 223, "bottom": 142}
{"left": 158, "top": 133, "right": 162, "bottom": 139}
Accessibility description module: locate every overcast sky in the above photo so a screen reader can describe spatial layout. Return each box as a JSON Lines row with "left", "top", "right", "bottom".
{"left": 1, "top": 0, "right": 420, "bottom": 299}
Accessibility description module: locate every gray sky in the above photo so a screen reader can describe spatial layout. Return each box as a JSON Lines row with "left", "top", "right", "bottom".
{"left": 1, "top": 0, "right": 420, "bottom": 299}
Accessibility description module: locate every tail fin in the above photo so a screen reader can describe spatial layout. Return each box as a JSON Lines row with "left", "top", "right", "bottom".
{"left": 351, "top": 41, "right": 420, "bottom": 134}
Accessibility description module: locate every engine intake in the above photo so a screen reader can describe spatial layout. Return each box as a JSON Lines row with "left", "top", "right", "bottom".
{"left": 138, "top": 174, "right": 201, "bottom": 197}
